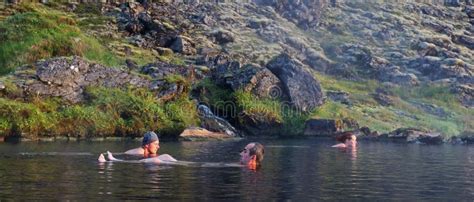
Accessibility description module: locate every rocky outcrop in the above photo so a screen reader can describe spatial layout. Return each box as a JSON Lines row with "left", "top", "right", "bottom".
{"left": 253, "top": 0, "right": 327, "bottom": 30}
{"left": 304, "top": 119, "right": 341, "bottom": 136}
{"left": 16, "top": 57, "right": 153, "bottom": 103}
{"left": 197, "top": 104, "right": 240, "bottom": 137}
{"left": 386, "top": 128, "right": 444, "bottom": 144}
{"left": 267, "top": 53, "right": 324, "bottom": 112}
{"left": 408, "top": 57, "right": 473, "bottom": 81}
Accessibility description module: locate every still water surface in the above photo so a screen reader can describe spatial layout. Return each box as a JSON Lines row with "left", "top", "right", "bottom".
{"left": 0, "top": 138, "right": 474, "bottom": 200}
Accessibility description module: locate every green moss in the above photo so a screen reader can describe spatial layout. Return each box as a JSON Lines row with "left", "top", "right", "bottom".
{"left": 234, "top": 90, "right": 283, "bottom": 123}
{"left": 195, "top": 78, "right": 234, "bottom": 109}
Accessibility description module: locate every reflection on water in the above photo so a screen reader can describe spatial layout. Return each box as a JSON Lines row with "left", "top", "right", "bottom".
{"left": 0, "top": 138, "right": 473, "bottom": 200}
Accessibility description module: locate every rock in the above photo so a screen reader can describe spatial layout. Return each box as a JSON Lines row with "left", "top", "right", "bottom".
{"left": 387, "top": 128, "right": 444, "bottom": 144}
{"left": 238, "top": 110, "right": 283, "bottom": 136}
{"left": 198, "top": 105, "right": 240, "bottom": 137}
{"left": 410, "top": 101, "right": 452, "bottom": 117}
{"left": 211, "top": 62, "right": 284, "bottom": 99}
{"left": 341, "top": 118, "right": 360, "bottom": 130}
{"left": 408, "top": 57, "right": 473, "bottom": 81}
{"left": 414, "top": 41, "right": 439, "bottom": 56}
{"left": 451, "top": 34, "right": 474, "bottom": 49}
{"left": 0, "top": 81, "right": 5, "bottom": 90}
{"left": 326, "top": 90, "right": 351, "bottom": 105}
{"left": 372, "top": 88, "right": 394, "bottom": 106}
{"left": 303, "top": 119, "right": 342, "bottom": 136}
{"left": 451, "top": 84, "right": 474, "bottom": 108}
{"left": 421, "top": 19, "right": 453, "bottom": 35}
{"left": 466, "top": 6, "right": 474, "bottom": 18}
{"left": 254, "top": 0, "right": 327, "bottom": 30}
{"left": 169, "top": 35, "right": 196, "bottom": 55}
{"left": 140, "top": 61, "right": 190, "bottom": 80}
{"left": 210, "top": 29, "right": 235, "bottom": 44}
{"left": 156, "top": 47, "right": 174, "bottom": 57}
{"left": 378, "top": 66, "right": 419, "bottom": 85}
{"left": 459, "top": 131, "right": 474, "bottom": 144}
{"left": 11, "top": 57, "right": 158, "bottom": 103}
{"left": 445, "top": 0, "right": 461, "bottom": 6}
{"left": 266, "top": 53, "right": 324, "bottom": 112}
{"left": 125, "top": 59, "right": 138, "bottom": 71}
{"left": 248, "top": 18, "right": 270, "bottom": 29}
{"left": 179, "top": 127, "right": 233, "bottom": 141}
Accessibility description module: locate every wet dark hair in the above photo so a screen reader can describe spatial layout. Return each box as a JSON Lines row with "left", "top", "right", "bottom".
{"left": 248, "top": 142, "right": 265, "bottom": 164}
{"left": 335, "top": 132, "right": 356, "bottom": 143}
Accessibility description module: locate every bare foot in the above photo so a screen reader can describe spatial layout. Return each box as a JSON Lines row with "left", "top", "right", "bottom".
{"left": 98, "top": 153, "right": 106, "bottom": 163}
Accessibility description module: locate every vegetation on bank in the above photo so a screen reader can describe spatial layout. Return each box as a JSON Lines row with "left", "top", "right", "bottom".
{"left": 314, "top": 73, "right": 473, "bottom": 137}
{"left": 0, "top": 86, "right": 198, "bottom": 138}
{"left": 0, "top": 3, "right": 123, "bottom": 75}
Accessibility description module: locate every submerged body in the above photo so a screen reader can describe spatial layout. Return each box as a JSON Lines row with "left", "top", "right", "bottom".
{"left": 98, "top": 151, "right": 177, "bottom": 163}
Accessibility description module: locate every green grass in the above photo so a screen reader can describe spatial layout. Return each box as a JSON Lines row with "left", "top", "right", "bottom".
{"left": 0, "top": 86, "right": 199, "bottom": 138}
{"left": 0, "top": 3, "right": 122, "bottom": 75}
{"left": 234, "top": 90, "right": 283, "bottom": 124}
{"left": 312, "top": 73, "right": 473, "bottom": 137}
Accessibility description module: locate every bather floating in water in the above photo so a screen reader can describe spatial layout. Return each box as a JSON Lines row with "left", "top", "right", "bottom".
{"left": 98, "top": 131, "right": 177, "bottom": 163}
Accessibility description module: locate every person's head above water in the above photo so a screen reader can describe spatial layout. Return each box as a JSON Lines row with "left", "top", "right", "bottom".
{"left": 335, "top": 132, "right": 357, "bottom": 147}
{"left": 142, "top": 131, "right": 159, "bottom": 146}
{"left": 142, "top": 131, "right": 160, "bottom": 157}
{"left": 240, "top": 142, "right": 264, "bottom": 168}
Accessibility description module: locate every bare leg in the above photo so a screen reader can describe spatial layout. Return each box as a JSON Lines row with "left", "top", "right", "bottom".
{"left": 107, "top": 151, "right": 123, "bottom": 162}
{"left": 157, "top": 154, "right": 178, "bottom": 162}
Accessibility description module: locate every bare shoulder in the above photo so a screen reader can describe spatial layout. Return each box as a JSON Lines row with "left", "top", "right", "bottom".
{"left": 331, "top": 143, "right": 346, "bottom": 148}
{"left": 124, "top": 147, "right": 144, "bottom": 155}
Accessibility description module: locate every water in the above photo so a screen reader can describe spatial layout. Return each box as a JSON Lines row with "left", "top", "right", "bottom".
{"left": 0, "top": 138, "right": 473, "bottom": 200}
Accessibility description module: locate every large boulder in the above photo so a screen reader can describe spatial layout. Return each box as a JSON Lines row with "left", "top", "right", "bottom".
{"left": 266, "top": 53, "right": 324, "bottom": 112}
{"left": 197, "top": 105, "right": 240, "bottom": 137}
{"left": 304, "top": 119, "right": 342, "bottom": 136}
